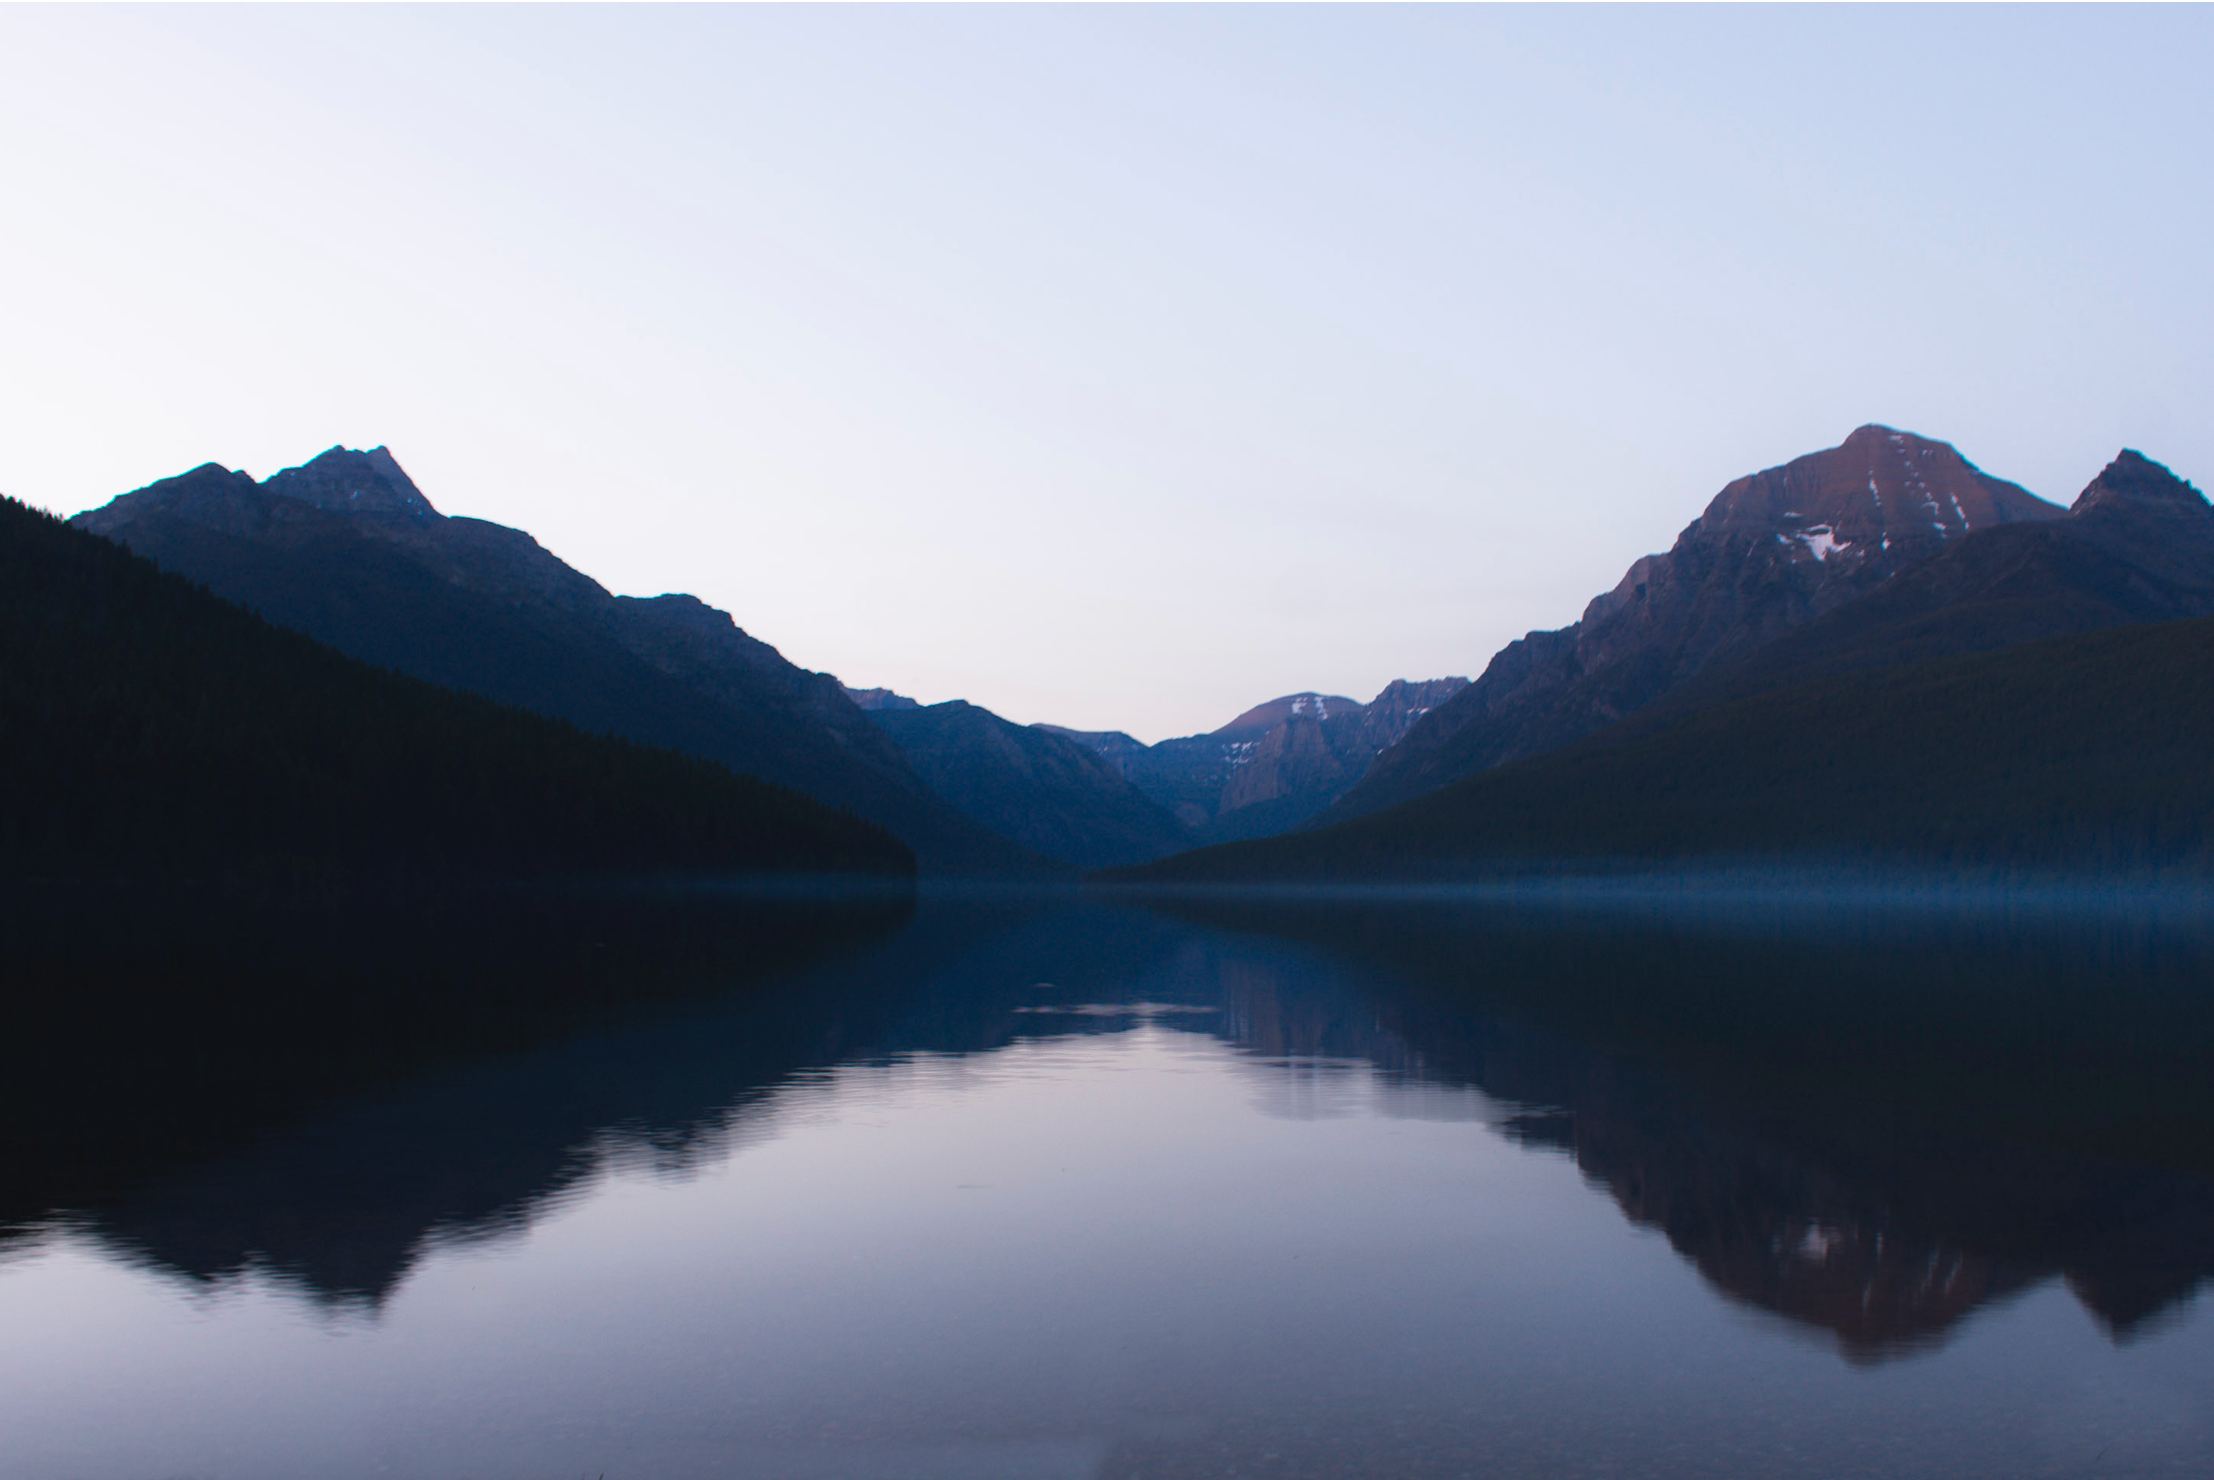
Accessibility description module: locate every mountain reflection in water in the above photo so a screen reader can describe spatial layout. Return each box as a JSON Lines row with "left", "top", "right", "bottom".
{"left": 1161, "top": 884, "right": 2214, "bottom": 1359}
{"left": 3, "top": 881, "right": 2212, "bottom": 1477}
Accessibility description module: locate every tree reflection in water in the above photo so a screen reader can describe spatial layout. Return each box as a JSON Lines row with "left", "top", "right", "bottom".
{"left": 7, "top": 882, "right": 2210, "bottom": 1365}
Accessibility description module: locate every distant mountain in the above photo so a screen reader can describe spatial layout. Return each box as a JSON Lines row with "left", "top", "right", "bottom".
{"left": 1045, "top": 678, "right": 1468, "bottom": 843}
{"left": 72, "top": 448, "right": 1047, "bottom": 877}
{"left": 1322, "top": 427, "right": 2062, "bottom": 825}
{"left": 1113, "top": 611, "right": 2214, "bottom": 884}
{"left": 868, "top": 702, "right": 1192, "bottom": 870}
{"left": 2, "top": 495, "right": 911, "bottom": 882}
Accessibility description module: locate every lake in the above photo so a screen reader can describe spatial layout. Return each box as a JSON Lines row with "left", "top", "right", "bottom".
{"left": 3, "top": 880, "right": 2211, "bottom": 1478}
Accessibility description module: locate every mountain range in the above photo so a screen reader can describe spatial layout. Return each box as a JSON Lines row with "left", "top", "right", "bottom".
{"left": 836, "top": 677, "right": 1470, "bottom": 866}
{"left": 59, "top": 426, "right": 2214, "bottom": 881}
{"left": 74, "top": 446, "right": 1447, "bottom": 873}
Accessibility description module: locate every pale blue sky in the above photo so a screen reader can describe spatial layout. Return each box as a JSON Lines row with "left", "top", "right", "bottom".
{"left": 3, "top": 6, "right": 2208, "bottom": 740}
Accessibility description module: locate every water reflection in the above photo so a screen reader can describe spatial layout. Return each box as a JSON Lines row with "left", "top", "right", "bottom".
{"left": 0, "top": 881, "right": 916, "bottom": 1304}
{"left": 6, "top": 882, "right": 2213, "bottom": 1371}
{"left": 1155, "top": 885, "right": 2214, "bottom": 1360}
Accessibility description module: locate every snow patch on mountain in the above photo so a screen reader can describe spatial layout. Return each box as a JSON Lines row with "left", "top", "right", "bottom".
{"left": 1795, "top": 526, "right": 1851, "bottom": 562}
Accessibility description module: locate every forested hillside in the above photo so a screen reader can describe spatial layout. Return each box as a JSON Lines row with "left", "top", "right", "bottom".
{"left": 1, "top": 497, "right": 911, "bottom": 882}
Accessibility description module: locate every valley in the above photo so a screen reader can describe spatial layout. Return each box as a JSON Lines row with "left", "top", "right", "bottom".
{"left": 53, "top": 426, "right": 2211, "bottom": 887}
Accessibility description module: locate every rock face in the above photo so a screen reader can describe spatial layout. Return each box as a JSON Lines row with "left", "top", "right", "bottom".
{"left": 1324, "top": 427, "right": 2062, "bottom": 824}
{"left": 1048, "top": 677, "right": 1469, "bottom": 843}
{"left": 868, "top": 702, "right": 1193, "bottom": 871}
{"left": 72, "top": 447, "right": 1049, "bottom": 877}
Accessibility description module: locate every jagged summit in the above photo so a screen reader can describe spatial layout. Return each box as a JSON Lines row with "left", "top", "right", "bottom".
{"left": 1572, "top": 426, "right": 2060, "bottom": 689}
{"left": 1685, "top": 426, "right": 2054, "bottom": 578}
{"left": 263, "top": 446, "right": 439, "bottom": 521}
{"left": 2071, "top": 449, "right": 2209, "bottom": 519}
{"left": 72, "top": 448, "right": 439, "bottom": 539}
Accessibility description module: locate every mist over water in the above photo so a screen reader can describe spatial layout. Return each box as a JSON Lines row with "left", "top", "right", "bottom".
{"left": 3, "top": 881, "right": 2211, "bottom": 1478}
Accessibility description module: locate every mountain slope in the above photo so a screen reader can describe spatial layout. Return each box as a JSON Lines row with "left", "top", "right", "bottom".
{"left": 1, "top": 496, "right": 911, "bottom": 882}
{"left": 1322, "top": 427, "right": 2062, "bottom": 825}
{"left": 869, "top": 702, "right": 1194, "bottom": 870}
{"left": 1112, "top": 613, "right": 2214, "bottom": 884}
{"left": 71, "top": 449, "right": 1046, "bottom": 877}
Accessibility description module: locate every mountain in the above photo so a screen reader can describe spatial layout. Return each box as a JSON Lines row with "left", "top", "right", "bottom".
{"left": 1604, "top": 450, "right": 2214, "bottom": 739}
{"left": 1, "top": 495, "right": 911, "bottom": 882}
{"left": 1112, "top": 611, "right": 2214, "bottom": 884}
{"left": 866, "top": 702, "right": 1194, "bottom": 870}
{"left": 71, "top": 448, "right": 1046, "bottom": 877}
{"left": 1045, "top": 678, "right": 1469, "bottom": 843}
{"left": 1321, "top": 427, "right": 2063, "bottom": 825}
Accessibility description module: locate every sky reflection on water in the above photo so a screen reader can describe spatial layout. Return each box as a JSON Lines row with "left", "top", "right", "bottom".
{"left": 1, "top": 887, "right": 2211, "bottom": 1478}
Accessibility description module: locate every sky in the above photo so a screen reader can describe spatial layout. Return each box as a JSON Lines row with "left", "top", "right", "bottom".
{"left": 3, "top": 6, "right": 2209, "bottom": 742}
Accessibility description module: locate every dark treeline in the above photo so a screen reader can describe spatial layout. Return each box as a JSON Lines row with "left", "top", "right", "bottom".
{"left": 1, "top": 497, "right": 911, "bottom": 881}
{"left": 1117, "top": 614, "right": 2214, "bottom": 884}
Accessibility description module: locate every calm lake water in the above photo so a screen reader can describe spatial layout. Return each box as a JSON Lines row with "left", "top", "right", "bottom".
{"left": 3, "top": 881, "right": 2212, "bottom": 1479}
